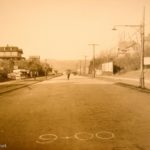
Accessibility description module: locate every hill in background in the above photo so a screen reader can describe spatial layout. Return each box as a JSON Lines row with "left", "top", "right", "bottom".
{"left": 46, "top": 59, "right": 90, "bottom": 73}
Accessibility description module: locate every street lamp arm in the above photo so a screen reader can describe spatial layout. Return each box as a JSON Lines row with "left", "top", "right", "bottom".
{"left": 113, "top": 24, "right": 141, "bottom": 28}
{"left": 112, "top": 24, "right": 142, "bottom": 31}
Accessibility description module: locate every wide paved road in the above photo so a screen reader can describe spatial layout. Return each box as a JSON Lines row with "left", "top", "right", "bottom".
{"left": 0, "top": 75, "right": 150, "bottom": 150}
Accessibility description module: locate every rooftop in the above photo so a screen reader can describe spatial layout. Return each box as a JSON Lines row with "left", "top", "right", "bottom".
{"left": 0, "top": 46, "right": 23, "bottom": 54}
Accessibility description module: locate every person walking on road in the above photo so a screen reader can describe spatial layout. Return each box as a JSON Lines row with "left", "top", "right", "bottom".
{"left": 67, "top": 72, "right": 70, "bottom": 80}
{"left": 66, "top": 69, "right": 71, "bottom": 80}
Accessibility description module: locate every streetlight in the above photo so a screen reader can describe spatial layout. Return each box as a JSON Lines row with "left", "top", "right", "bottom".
{"left": 112, "top": 9, "right": 145, "bottom": 88}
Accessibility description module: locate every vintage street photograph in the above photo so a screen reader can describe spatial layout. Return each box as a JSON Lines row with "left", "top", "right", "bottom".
{"left": 0, "top": 0, "right": 150, "bottom": 149}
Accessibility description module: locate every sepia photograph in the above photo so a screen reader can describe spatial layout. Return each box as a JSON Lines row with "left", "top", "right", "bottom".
{"left": 0, "top": 0, "right": 150, "bottom": 149}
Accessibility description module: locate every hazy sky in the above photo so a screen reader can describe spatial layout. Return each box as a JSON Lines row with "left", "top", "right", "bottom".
{"left": 0, "top": 0, "right": 150, "bottom": 60}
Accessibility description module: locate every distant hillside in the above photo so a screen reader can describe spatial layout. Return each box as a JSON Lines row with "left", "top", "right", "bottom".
{"left": 45, "top": 59, "right": 90, "bottom": 73}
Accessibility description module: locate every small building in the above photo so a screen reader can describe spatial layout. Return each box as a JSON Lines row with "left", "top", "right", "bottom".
{"left": 7, "top": 69, "right": 29, "bottom": 80}
{"left": 101, "top": 62, "right": 114, "bottom": 75}
{"left": 145, "top": 34, "right": 150, "bottom": 47}
{"left": 0, "top": 45, "right": 23, "bottom": 60}
{"left": 28, "top": 56, "right": 40, "bottom": 62}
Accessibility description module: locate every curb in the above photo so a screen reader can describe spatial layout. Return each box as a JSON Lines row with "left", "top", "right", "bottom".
{"left": 97, "top": 76, "right": 150, "bottom": 93}
{"left": 115, "top": 82, "right": 150, "bottom": 93}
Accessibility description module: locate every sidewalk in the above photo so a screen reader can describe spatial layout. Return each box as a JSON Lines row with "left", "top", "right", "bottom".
{"left": 0, "top": 75, "right": 60, "bottom": 94}
{"left": 97, "top": 75, "right": 150, "bottom": 89}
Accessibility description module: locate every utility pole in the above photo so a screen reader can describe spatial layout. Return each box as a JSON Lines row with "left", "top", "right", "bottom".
{"left": 45, "top": 59, "right": 47, "bottom": 79}
{"left": 140, "top": 7, "right": 145, "bottom": 88}
{"left": 84, "top": 55, "right": 87, "bottom": 75}
{"left": 88, "top": 44, "right": 98, "bottom": 78}
{"left": 79, "top": 60, "right": 81, "bottom": 75}
{"left": 76, "top": 63, "right": 78, "bottom": 73}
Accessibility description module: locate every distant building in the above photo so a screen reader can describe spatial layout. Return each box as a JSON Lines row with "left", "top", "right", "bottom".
{"left": 102, "top": 62, "right": 114, "bottom": 74}
{"left": 117, "top": 40, "right": 140, "bottom": 56}
{"left": 28, "top": 56, "right": 40, "bottom": 62}
{"left": 0, "top": 45, "right": 24, "bottom": 60}
{"left": 145, "top": 34, "right": 150, "bottom": 47}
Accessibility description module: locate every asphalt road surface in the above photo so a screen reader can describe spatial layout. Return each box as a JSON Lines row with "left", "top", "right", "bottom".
{"left": 0, "top": 75, "right": 150, "bottom": 150}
